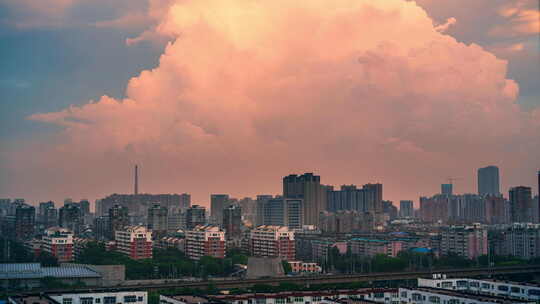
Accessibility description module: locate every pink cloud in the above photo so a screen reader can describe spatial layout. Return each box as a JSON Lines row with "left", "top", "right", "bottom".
{"left": 3, "top": 0, "right": 539, "bottom": 206}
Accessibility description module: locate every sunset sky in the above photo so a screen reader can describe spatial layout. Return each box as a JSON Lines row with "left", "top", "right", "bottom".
{"left": 1, "top": 0, "right": 539, "bottom": 207}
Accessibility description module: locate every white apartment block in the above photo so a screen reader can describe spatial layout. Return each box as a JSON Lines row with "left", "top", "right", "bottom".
{"left": 398, "top": 287, "right": 534, "bottom": 304}
{"left": 418, "top": 276, "right": 540, "bottom": 301}
{"left": 48, "top": 291, "right": 148, "bottom": 304}
{"left": 161, "top": 289, "right": 398, "bottom": 304}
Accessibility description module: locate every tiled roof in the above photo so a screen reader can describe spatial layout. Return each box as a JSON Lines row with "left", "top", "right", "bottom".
{"left": 0, "top": 263, "right": 101, "bottom": 280}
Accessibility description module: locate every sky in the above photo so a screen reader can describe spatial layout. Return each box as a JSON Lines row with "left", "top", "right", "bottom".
{"left": 0, "top": 0, "right": 539, "bottom": 208}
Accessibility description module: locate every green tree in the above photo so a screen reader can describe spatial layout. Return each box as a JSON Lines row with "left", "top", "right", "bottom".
{"left": 282, "top": 260, "right": 292, "bottom": 274}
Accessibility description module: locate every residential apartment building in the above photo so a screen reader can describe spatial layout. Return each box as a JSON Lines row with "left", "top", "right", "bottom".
{"left": 14, "top": 204, "right": 35, "bottom": 240}
{"left": 418, "top": 276, "right": 540, "bottom": 301}
{"left": 115, "top": 226, "right": 153, "bottom": 260}
{"left": 46, "top": 291, "right": 147, "bottom": 304}
{"left": 349, "top": 238, "right": 404, "bottom": 257}
{"left": 440, "top": 225, "right": 488, "bottom": 259}
{"left": 186, "top": 205, "right": 206, "bottom": 230}
{"left": 250, "top": 225, "right": 295, "bottom": 260}
{"left": 147, "top": 204, "right": 168, "bottom": 239}
{"left": 491, "top": 223, "right": 540, "bottom": 259}
{"left": 223, "top": 205, "right": 242, "bottom": 240}
{"left": 41, "top": 227, "right": 74, "bottom": 262}
{"left": 398, "top": 287, "right": 532, "bottom": 304}
{"left": 283, "top": 173, "right": 328, "bottom": 226}
{"left": 262, "top": 198, "right": 303, "bottom": 229}
{"left": 185, "top": 225, "right": 225, "bottom": 260}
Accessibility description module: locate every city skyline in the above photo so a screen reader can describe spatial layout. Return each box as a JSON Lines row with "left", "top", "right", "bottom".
{"left": 0, "top": 0, "right": 539, "bottom": 206}
{"left": 2, "top": 166, "right": 539, "bottom": 211}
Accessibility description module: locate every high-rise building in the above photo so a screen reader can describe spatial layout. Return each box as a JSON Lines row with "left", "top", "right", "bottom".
{"left": 108, "top": 204, "right": 129, "bottom": 240}
{"left": 41, "top": 227, "right": 74, "bottom": 262}
{"left": 256, "top": 195, "right": 273, "bottom": 226}
{"left": 262, "top": 198, "right": 303, "bottom": 229}
{"left": 478, "top": 166, "right": 500, "bottom": 196}
{"left": 363, "top": 183, "right": 383, "bottom": 213}
{"left": 382, "top": 200, "right": 398, "bottom": 220}
{"left": 167, "top": 212, "right": 186, "bottom": 232}
{"left": 210, "top": 194, "right": 230, "bottom": 225}
{"left": 327, "top": 183, "right": 383, "bottom": 215}
{"left": 96, "top": 194, "right": 190, "bottom": 217}
{"left": 537, "top": 171, "right": 540, "bottom": 222}
{"left": 441, "top": 184, "right": 453, "bottom": 196}
{"left": 59, "top": 204, "right": 82, "bottom": 235}
{"left": 38, "top": 201, "right": 54, "bottom": 220}
{"left": 485, "top": 196, "right": 509, "bottom": 224}
{"left": 186, "top": 205, "right": 206, "bottom": 229}
{"left": 492, "top": 223, "right": 540, "bottom": 259}
{"left": 237, "top": 197, "right": 256, "bottom": 225}
{"left": 147, "top": 204, "right": 168, "bottom": 239}
{"left": 185, "top": 225, "right": 225, "bottom": 260}
{"left": 179, "top": 193, "right": 191, "bottom": 211}
{"left": 399, "top": 200, "right": 414, "bottom": 218}
{"left": 440, "top": 225, "right": 488, "bottom": 259}
{"left": 115, "top": 225, "right": 153, "bottom": 260}
{"left": 420, "top": 195, "right": 450, "bottom": 223}
{"left": 79, "top": 200, "right": 90, "bottom": 215}
{"left": 250, "top": 226, "right": 295, "bottom": 260}
{"left": 223, "top": 205, "right": 242, "bottom": 240}
{"left": 509, "top": 186, "right": 533, "bottom": 223}
{"left": 318, "top": 210, "right": 374, "bottom": 233}
{"left": 15, "top": 205, "right": 35, "bottom": 240}
{"left": 93, "top": 216, "right": 109, "bottom": 240}
{"left": 283, "top": 173, "right": 328, "bottom": 226}
{"left": 38, "top": 202, "right": 58, "bottom": 230}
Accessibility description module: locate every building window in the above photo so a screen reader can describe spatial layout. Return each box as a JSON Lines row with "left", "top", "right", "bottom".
{"left": 511, "top": 287, "right": 520, "bottom": 293}
{"left": 138, "top": 297, "right": 143, "bottom": 302}
{"left": 63, "top": 299, "right": 73, "bottom": 304}
{"left": 441, "top": 282, "right": 452, "bottom": 288}
{"left": 456, "top": 281, "right": 468, "bottom": 287}
{"left": 81, "top": 298, "right": 93, "bottom": 304}
{"left": 498, "top": 286, "right": 509, "bottom": 292}
{"left": 95, "top": 299, "right": 101, "bottom": 304}
{"left": 124, "top": 296, "right": 138, "bottom": 303}
{"left": 104, "top": 297, "right": 117, "bottom": 304}
{"left": 428, "top": 296, "right": 440, "bottom": 303}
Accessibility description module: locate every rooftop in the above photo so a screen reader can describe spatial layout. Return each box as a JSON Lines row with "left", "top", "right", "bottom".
{"left": 407, "top": 287, "right": 533, "bottom": 304}
{"left": 0, "top": 263, "right": 101, "bottom": 280}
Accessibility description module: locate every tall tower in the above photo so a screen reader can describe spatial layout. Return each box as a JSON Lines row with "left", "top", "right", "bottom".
{"left": 477, "top": 166, "right": 500, "bottom": 196}
{"left": 134, "top": 165, "right": 139, "bottom": 195}
{"left": 509, "top": 186, "right": 532, "bottom": 223}
{"left": 283, "top": 173, "right": 327, "bottom": 226}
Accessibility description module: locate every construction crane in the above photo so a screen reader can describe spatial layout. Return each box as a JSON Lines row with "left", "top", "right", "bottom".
{"left": 446, "top": 177, "right": 462, "bottom": 184}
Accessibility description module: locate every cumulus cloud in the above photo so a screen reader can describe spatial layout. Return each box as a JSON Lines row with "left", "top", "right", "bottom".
{"left": 435, "top": 17, "right": 457, "bottom": 32}
{"left": 3, "top": 0, "right": 540, "bottom": 205}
